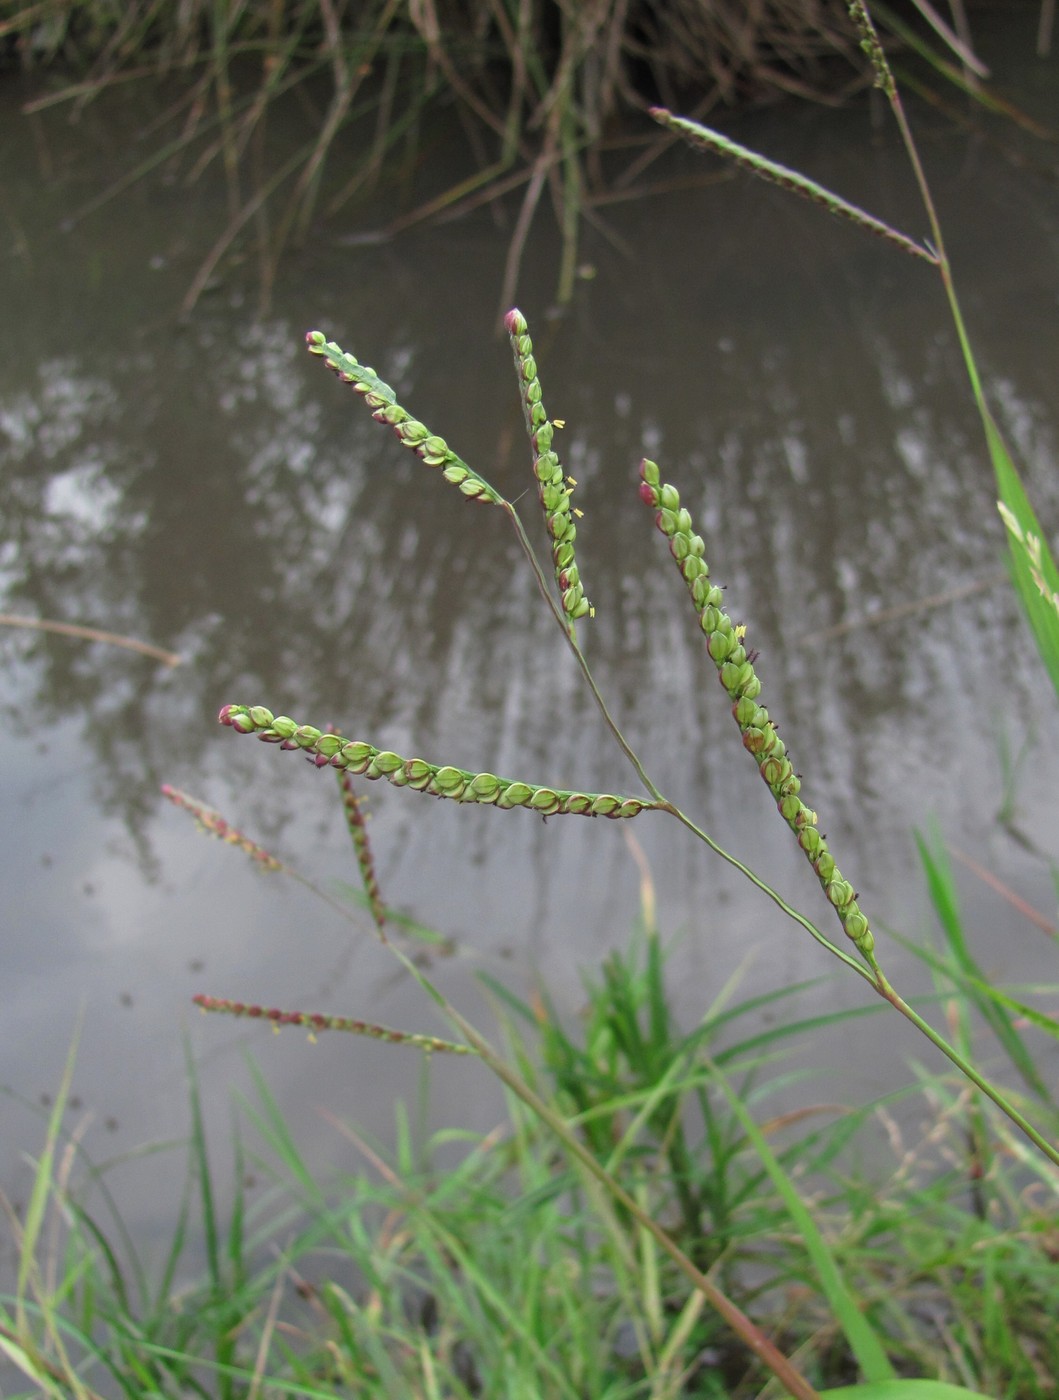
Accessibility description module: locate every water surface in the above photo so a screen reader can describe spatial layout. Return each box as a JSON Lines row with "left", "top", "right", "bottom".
{"left": 3, "top": 15, "right": 1059, "bottom": 1253}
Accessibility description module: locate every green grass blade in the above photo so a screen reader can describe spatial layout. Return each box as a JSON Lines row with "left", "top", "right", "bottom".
{"left": 16, "top": 1026, "right": 80, "bottom": 1317}
{"left": 991, "top": 421, "right": 1059, "bottom": 702}
{"left": 181, "top": 1036, "right": 220, "bottom": 1292}
{"left": 710, "top": 1055, "right": 897, "bottom": 1385}
{"left": 915, "top": 826, "right": 1051, "bottom": 1100}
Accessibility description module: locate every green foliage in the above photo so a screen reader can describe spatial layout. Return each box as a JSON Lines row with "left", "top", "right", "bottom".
{"left": 7, "top": 934, "right": 1059, "bottom": 1396}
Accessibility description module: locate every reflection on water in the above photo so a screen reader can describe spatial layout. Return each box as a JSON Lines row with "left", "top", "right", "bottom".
{"left": 2, "top": 20, "right": 1059, "bottom": 1247}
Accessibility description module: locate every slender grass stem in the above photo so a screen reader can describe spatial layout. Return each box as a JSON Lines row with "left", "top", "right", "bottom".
{"left": 872, "top": 971, "right": 1059, "bottom": 1168}
{"left": 665, "top": 806, "right": 874, "bottom": 982}
{"left": 501, "top": 500, "right": 663, "bottom": 802}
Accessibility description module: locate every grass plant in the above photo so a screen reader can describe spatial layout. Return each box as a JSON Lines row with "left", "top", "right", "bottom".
{"left": 5, "top": 1, "right": 1059, "bottom": 1396}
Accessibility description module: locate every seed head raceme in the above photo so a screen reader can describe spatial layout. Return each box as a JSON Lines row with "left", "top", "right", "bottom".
{"left": 648, "top": 109, "right": 933, "bottom": 265}
{"left": 219, "top": 705, "right": 657, "bottom": 821}
{"left": 306, "top": 331, "right": 504, "bottom": 505}
{"left": 505, "top": 308, "right": 594, "bottom": 626}
{"left": 328, "top": 725, "right": 387, "bottom": 938}
{"left": 192, "top": 995, "right": 471, "bottom": 1052}
{"left": 638, "top": 460, "right": 875, "bottom": 961}
{"left": 161, "top": 784, "right": 283, "bottom": 871}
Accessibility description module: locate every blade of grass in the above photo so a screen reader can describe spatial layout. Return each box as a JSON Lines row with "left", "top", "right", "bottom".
{"left": 915, "top": 825, "right": 1051, "bottom": 1101}
{"left": 709, "top": 1056, "right": 897, "bottom": 1386}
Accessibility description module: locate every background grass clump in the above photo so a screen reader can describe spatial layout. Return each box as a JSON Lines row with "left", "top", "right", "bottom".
{"left": 7, "top": 926, "right": 1059, "bottom": 1398}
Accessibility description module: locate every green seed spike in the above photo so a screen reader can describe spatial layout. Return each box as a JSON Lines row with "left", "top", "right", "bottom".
{"left": 846, "top": 0, "right": 897, "bottom": 98}
{"left": 504, "top": 308, "right": 595, "bottom": 627}
{"left": 192, "top": 995, "right": 472, "bottom": 1053}
{"left": 649, "top": 108, "right": 935, "bottom": 265}
{"left": 637, "top": 460, "right": 876, "bottom": 962}
{"left": 305, "top": 331, "right": 505, "bottom": 506}
{"left": 219, "top": 705, "right": 657, "bottom": 820}
{"left": 329, "top": 727, "right": 387, "bottom": 939}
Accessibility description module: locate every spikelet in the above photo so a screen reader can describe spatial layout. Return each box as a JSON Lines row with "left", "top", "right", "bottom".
{"left": 161, "top": 785, "right": 283, "bottom": 871}
{"left": 649, "top": 108, "right": 932, "bottom": 263}
{"left": 331, "top": 735, "right": 387, "bottom": 938}
{"left": 846, "top": 0, "right": 897, "bottom": 97}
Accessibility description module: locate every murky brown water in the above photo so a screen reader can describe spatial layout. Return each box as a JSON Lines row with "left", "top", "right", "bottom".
{"left": 3, "top": 10, "right": 1058, "bottom": 1253}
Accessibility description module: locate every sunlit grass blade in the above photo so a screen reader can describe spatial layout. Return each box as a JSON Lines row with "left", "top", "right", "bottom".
{"left": 994, "top": 448, "right": 1059, "bottom": 702}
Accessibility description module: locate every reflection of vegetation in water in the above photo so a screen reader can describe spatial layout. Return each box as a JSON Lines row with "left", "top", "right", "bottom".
{"left": 3, "top": 0, "right": 971, "bottom": 313}
{"left": 1, "top": 252, "right": 1053, "bottom": 875}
